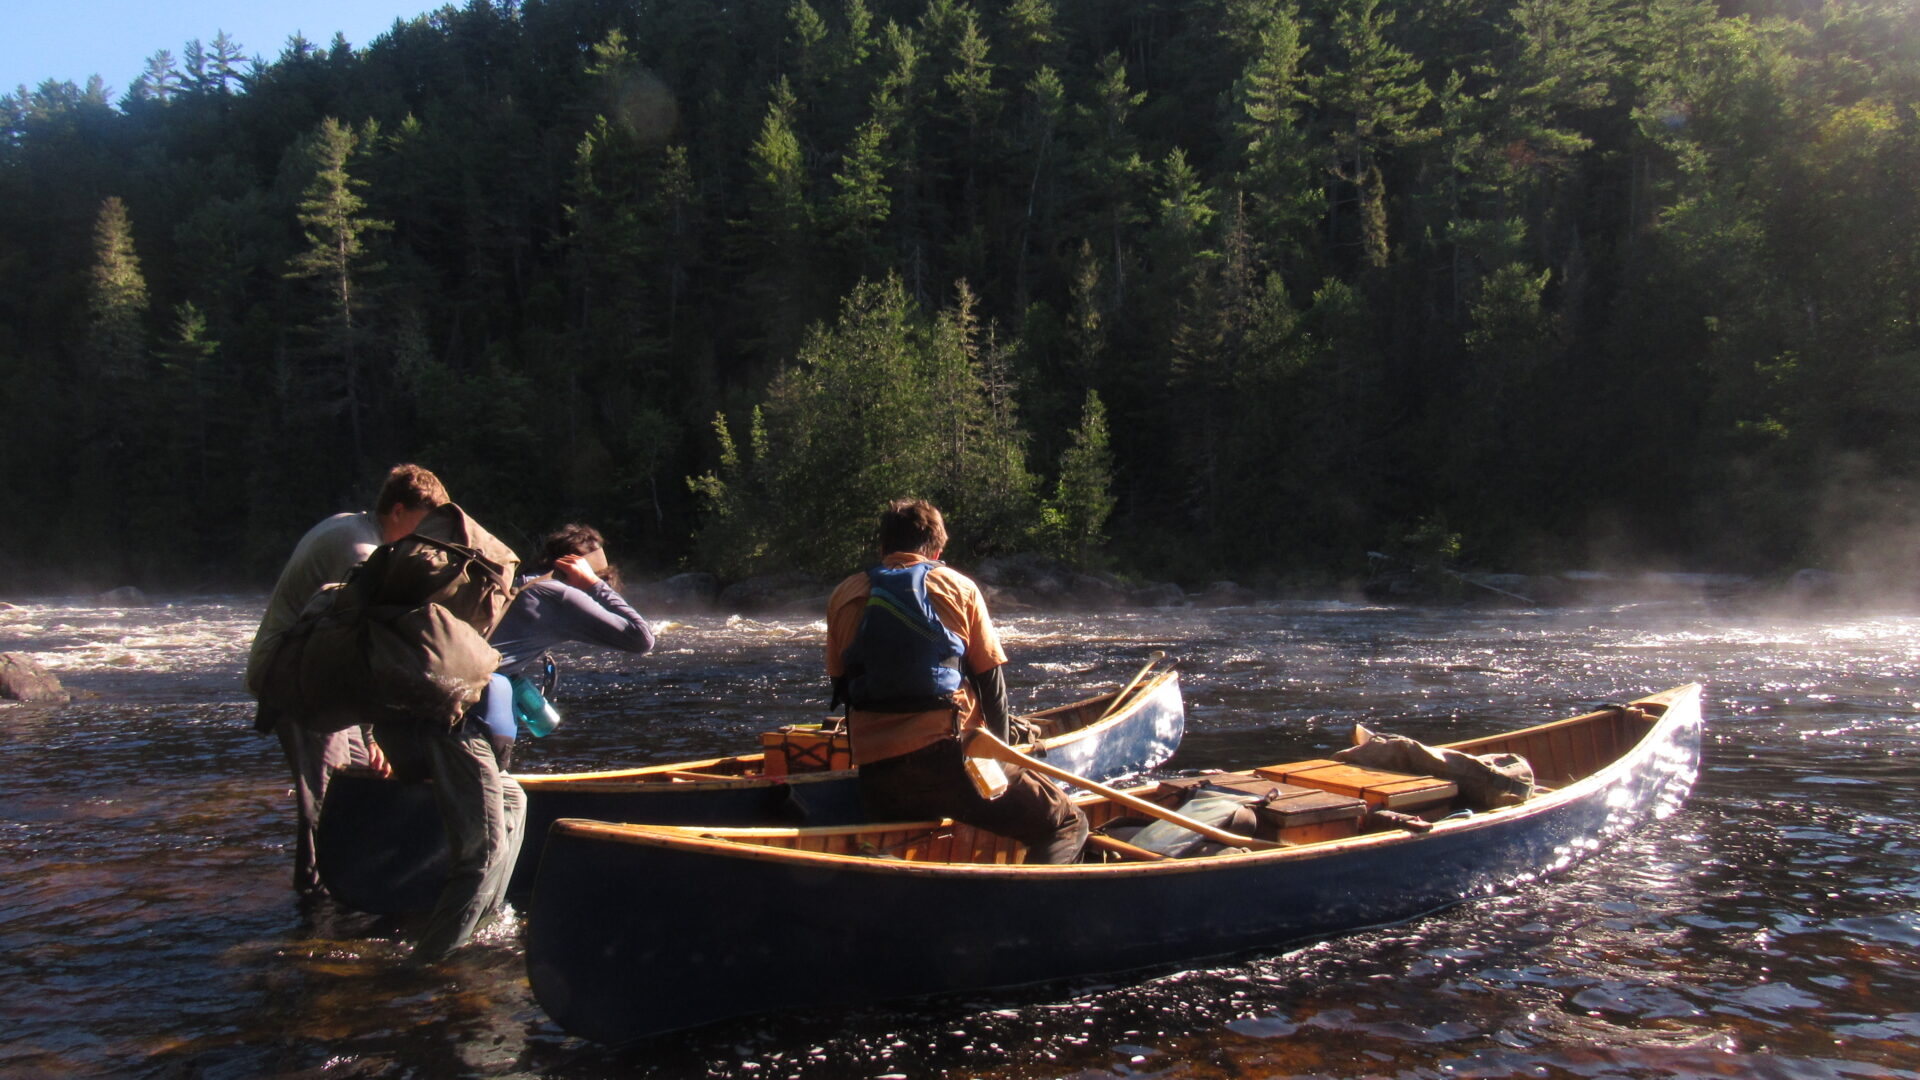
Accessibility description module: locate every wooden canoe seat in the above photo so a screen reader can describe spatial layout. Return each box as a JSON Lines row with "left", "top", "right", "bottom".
{"left": 1254, "top": 760, "right": 1459, "bottom": 813}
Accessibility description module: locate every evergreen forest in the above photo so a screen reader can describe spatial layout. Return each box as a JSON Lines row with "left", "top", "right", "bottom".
{"left": 5, "top": 0, "right": 1920, "bottom": 592}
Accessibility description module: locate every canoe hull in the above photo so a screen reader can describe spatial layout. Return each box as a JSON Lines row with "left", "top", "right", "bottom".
{"left": 313, "top": 764, "right": 862, "bottom": 916}
{"left": 316, "top": 672, "right": 1185, "bottom": 913}
{"left": 526, "top": 686, "right": 1702, "bottom": 1044}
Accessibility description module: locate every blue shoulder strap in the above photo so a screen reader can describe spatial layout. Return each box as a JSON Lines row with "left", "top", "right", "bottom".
{"left": 843, "top": 561, "right": 967, "bottom": 711}
{"left": 863, "top": 563, "right": 948, "bottom": 643}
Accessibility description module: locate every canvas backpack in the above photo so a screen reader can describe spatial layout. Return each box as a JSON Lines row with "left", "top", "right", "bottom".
{"left": 360, "top": 502, "right": 520, "bottom": 634}
{"left": 257, "top": 503, "right": 520, "bottom": 732}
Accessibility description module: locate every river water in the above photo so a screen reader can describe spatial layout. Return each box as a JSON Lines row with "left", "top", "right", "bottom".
{"left": 2, "top": 594, "right": 1917, "bottom": 1079}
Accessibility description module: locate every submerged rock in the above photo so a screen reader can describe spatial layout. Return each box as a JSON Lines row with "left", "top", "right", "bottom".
{"left": 95, "top": 586, "right": 149, "bottom": 607}
{"left": 0, "top": 652, "right": 69, "bottom": 703}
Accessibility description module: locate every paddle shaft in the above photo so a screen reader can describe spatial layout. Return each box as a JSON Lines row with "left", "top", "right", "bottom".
{"left": 967, "top": 729, "right": 1279, "bottom": 851}
{"left": 1094, "top": 650, "right": 1167, "bottom": 723}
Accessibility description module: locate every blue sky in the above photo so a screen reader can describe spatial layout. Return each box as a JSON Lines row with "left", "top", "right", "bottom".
{"left": 5, "top": 0, "right": 441, "bottom": 99}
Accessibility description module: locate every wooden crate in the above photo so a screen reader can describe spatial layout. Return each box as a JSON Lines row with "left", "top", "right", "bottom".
{"left": 1254, "top": 784, "right": 1367, "bottom": 844}
{"left": 1254, "top": 760, "right": 1458, "bottom": 812}
{"left": 759, "top": 725, "right": 853, "bottom": 777}
{"left": 1152, "top": 773, "right": 1368, "bottom": 845}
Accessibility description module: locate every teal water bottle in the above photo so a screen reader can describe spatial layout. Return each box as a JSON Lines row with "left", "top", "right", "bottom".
{"left": 511, "top": 674, "right": 561, "bottom": 737}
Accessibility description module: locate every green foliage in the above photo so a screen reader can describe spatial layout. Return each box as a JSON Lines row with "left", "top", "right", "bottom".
{"left": 691, "top": 275, "right": 1035, "bottom": 577}
{"left": 85, "top": 197, "right": 148, "bottom": 380}
{"left": 283, "top": 116, "right": 392, "bottom": 468}
{"left": 405, "top": 346, "right": 544, "bottom": 537}
{"left": 687, "top": 409, "right": 767, "bottom": 579}
{"left": 5, "top": 0, "right": 1920, "bottom": 589}
{"left": 1465, "top": 262, "right": 1553, "bottom": 358}
{"left": 1396, "top": 514, "right": 1462, "bottom": 565}
{"left": 1307, "top": 0, "right": 1434, "bottom": 268}
{"left": 1233, "top": 4, "right": 1321, "bottom": 261}
{"left": 830, "top": 117, "right": 893, "bottom": 253}
{"left": 1039, "top": 389, "right": 1116, "bottom": 567}
{"left": 68, "top": 196, "right": 152, "bottom": 574}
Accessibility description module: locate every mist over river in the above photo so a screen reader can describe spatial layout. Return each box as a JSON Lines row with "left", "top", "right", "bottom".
{"left": 2, "top": 594, "right": 1917, "bottom": 1079}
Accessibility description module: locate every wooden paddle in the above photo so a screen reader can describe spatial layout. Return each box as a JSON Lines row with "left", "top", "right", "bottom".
{"left": 965, "top": 728, "right": 1281, "bottom": 851}
{"left": 1094, "top": 649, "right": 1168, "bottom": 723}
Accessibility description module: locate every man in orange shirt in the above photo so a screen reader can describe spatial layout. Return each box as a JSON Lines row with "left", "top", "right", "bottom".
{"left": 826, "top": 499, "right": 1087, "bottom": 864}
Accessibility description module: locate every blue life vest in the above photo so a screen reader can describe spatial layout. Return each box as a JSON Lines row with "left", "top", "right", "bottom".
{"left": 842, "top": 562, "right": 967, "bottom": 712}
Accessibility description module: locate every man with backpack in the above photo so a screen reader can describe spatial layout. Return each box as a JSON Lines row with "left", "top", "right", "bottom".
{"left": 245, "top": 464, "right": 449, "bottom": 897}
{"left": 825, "top": 498, "right": 1087, "bottom": 864}
{"left": 344, "top": 498, "right": 524, "bottom": 962}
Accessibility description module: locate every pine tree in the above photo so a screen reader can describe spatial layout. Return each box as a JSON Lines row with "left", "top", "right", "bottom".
{"left": 1012, "top": 62, "right": 1066, "bottom": 308}
{"left": 1042, "top": 389, "right": 1116, "bottom": 567}
{"left": 284, "top": 116, "right": 391, "bottom": 468}
{"left": 687, "top": 407, "right": 772, "bottom": 579}
{"left": 738, "top": 77, "right": 817, "bottom": 362}
{"left": 127, "top": 51, "right": 184, "bottom": 103}
{"left": 209, "top": 32, "right": 249, "bottom": 93}
{"left": 1147, "top": 147, "right": 1218, "bottom": 317}
{"left": 926, "top": 280, "right": 1035, "bottom": 554}
{"left": 1075, "top": 52, "right": 1150, "bottom": 305}
{"left": 72, "top": 196, "right": 150, "bottom": 572}
{"left": 829, "top": 116, "right": 894, "bottom": 268}
{"left": 943, "top": 7, "right": 1003, "bottom": 142}
{"left": 181, "top": 39, "right": 213, "bottom": 94}
{"left": 789, "top": 1, "right": 832, "bottom": 85}
{"left": 1307, "top": 0, "right": 1433, "bottom": 269}
{"left": 85, "top": 196, "right": 148, "bottom": 381}
{"left": 1231, "top": 4, "right": 1321, "bottom": 268}
{"left": 1066, "top": 238, "right": 1105, "bottom": 387}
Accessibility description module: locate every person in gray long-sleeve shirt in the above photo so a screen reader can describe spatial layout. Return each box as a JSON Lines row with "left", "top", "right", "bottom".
{"left": 483, "top": 524, "right": 655, "bottom": 749}
{"left": 246, "top": 464, "right": 447, "bottom": 897}
{"left": 490, "top": 555, "right": 655, "bottom": 675}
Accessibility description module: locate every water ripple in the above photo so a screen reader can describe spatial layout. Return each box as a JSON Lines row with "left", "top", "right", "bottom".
{"left": 2, "top": 600, "right": 1917, "bottom": 1077}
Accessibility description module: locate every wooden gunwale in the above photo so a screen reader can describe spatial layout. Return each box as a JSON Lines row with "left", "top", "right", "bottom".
{"left": 548, "top": 685, "right": 1697, "bottom": 880}
{"left": 509, "top": 672, "right": 1173, "bottom": 792}
{"left": 515, "top": 756, "right": 757, "bottom": 787}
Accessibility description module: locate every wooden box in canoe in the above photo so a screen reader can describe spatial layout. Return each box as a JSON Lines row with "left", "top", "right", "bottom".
{"left": 314, "top": 669, "right": 1185, "bottom": 914}
{"left": 524, "top": 684, "right": 1703, "bottom": 1045}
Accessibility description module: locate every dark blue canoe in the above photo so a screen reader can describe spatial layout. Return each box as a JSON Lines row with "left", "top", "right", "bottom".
{"left": 525, "top": 685, "right": 1702, "bottom": 1045}
{"left": 316, "top": 670, "right": 1185, "bottom": 913}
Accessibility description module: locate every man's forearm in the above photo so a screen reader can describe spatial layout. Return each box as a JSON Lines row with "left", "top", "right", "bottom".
{"left": 969, "top": 664, "right": 1011, "bottom": 741}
